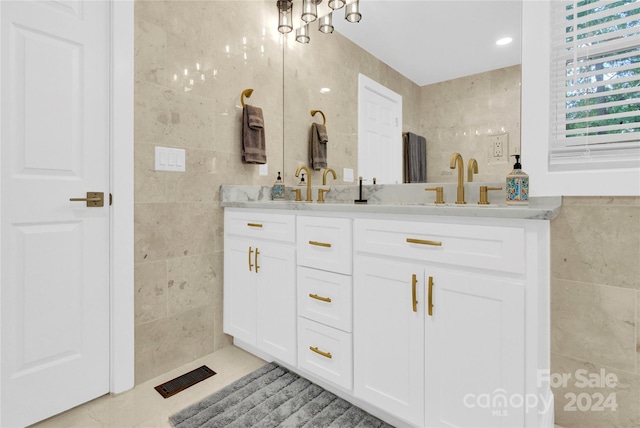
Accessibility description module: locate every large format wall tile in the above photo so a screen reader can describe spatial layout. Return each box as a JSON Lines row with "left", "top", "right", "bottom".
{"left": 167, "top": 253, "right": 216, "bottom": 316}
{"left": 551, "top": 353, "right": 640, "bottom": 428}
{"left": 551, "top": 201, "right": 640, "bottom": 290}
{"left": 134, "top": 260, "right": 168, "bottom": 325}
{"left": 135, "top": 306, "right": 216, "bottom": 384}
{"left": 551, "top": 278, "right": 636, "bottom": 373}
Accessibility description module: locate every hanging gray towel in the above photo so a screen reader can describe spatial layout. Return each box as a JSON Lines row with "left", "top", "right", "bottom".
{"left": 242, "top": 105, "right": 267, "bottom": 164}
{"left": 403, "top": 132, "right": 427, "bottom": 183}
{"left": 310, "top": 123, "right": 328, "bottom": 170}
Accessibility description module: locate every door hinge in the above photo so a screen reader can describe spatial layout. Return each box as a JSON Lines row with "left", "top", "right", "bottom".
{"left": 109, "top": 193, "right": 113, "bottom": 206}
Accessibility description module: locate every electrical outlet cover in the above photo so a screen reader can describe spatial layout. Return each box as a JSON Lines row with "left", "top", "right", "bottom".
{"left": 488, "top": 134, "right": 509, "bottom": 165}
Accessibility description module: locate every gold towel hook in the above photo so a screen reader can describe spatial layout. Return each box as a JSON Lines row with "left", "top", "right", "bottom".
{"left": 310, "top": 110, "right": 326, "bottom": 126}
{"left": 241, "top": 88, "right": 254, "bottom": 108}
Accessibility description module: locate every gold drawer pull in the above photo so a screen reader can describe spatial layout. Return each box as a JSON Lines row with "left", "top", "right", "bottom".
{"left": 406, "top": 238, "right": 442, "bottom": 247}
{"left": 309, "top": 240, "right": 332, "bottom": 248}
{"left": 309, "top": 293, "right": 332, "bottom": 303}
{"left": 310, "top": 346, "right": 332, "bottom": 359}
{"left": 428, "top": 276, "right": 434, "bottom": 317}
{"left": 411, "top": 274, "right": 418, "bottom": 312}
{"left": 247, "top": 223, "right": 263, "bottom": 228}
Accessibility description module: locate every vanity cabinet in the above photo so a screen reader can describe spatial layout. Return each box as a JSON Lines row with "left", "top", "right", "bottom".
{"left": 223, "top": 210, "right": 296, "bottom": 365}
{"left": 223, "top": 203, "right": 553, "bottom": 428}
{"left": 354, "top": 218, "right": 527, "bottom": 428}
{"left": 296, "top": 216, "right": 354, "bottom": 391}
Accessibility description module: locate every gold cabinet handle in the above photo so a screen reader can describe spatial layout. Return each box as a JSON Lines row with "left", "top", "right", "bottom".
{"left": 247, "top": 223, "right": 263, "bottom": 228}
{"left": 309, "top": 293, "right": 332, "bottom": 303}
{"left": 248, "top": 247, "right": 254, "bottom": 272}
{"left": 309, "top": 240, "right": 332, "bottom": 248}
{"left": 411, "top": 274, "right": 418, "bottom": 312}
{"left": 255, "top": 247, "right": 260, "bottom": 273}
{"left": 428, "top": 276, "right": 434, "bottom": 316}
{"left": 69, "top": 191, "right": 104, "bottom": 207}
{"left": 406, "top": 238, "right": 442, "bottom": 247}
{"left": 310, "top": 346, "right": 332, "bottom": 359}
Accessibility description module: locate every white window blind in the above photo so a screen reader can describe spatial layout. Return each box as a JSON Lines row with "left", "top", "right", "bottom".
{"left": 550, "top": 0, "right": 640, "bottom": 171}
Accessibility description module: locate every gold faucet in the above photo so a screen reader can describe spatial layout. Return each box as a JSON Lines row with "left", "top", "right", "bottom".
{"left": 450, "top": 152, "right": 466, "bottom": 204}
{"left": 467, "top": 158, "right": 478, "bottom": 182}
{"left": 295, "top": 164, "right": 313, "bottom": 202}
{"left": 318, "top": 168, "right": 337, "bottom": 203}
{"left": 322, "top": 168, "right": 337, "bottom": 185}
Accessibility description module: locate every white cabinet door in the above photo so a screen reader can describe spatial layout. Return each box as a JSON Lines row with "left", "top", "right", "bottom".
{"left": 424, "top": 269, "right": 524, "bottom": 428}
{"left": 256, "top": 241, "right": 297, "bottom": 366}
{"left": 354, "top": 257, "right": 425, "bottom": 427}
{"left": 223, "top": 238, "right": 257, "bottom": 344}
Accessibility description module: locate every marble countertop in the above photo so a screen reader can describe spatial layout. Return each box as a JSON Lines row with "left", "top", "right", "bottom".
{"left": 220, "top": 184, "right": 562, "bottom": 221}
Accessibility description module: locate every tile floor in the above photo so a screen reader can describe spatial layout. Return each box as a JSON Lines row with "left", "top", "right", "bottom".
{"left": 31, "top": 346, "right": 266, "bottom": 428}
{"left": 31, "top": 346, "right": 566, "bottom": 428}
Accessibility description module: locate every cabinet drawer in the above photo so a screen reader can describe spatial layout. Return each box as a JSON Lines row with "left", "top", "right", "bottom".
{"left": 225, "top": 209, "right": 295, "bottom": 243}
{"left": 297, "top": 267, "right": 352, "bottom": 332}
{"left": 354, "top": 219, "right": 525, "bottom": 274}
{"left": 298, "top": 317, "right": 352, "bottom": 391}
{"left": 297, "top": 216, "right": 352, "bottom": 274}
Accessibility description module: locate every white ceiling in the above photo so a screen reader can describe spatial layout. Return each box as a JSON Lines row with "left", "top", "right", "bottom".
{"left": 331, "top": 0, "right": 522, "bottom": 86}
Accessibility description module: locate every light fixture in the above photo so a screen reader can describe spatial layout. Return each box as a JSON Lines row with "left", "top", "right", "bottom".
{"left": 277, "top": 0, "right": 293, "bottom": 34}
{"left": 496, "top": 37, "right": 513, "bottom": 46}
{"left": 318, "top": 13, "right": 334, "bottom": 34}
{"left": 296, "top": 24, "right": 310, "bottom": 43}
{"left": 345, "top": 0, "right": 361, "bottom": 23}
{"left": 301, "top": 0, "right": 319, "bottom": 23}
{"left": 277, "top": 0, "right": 360, "bottom": 43}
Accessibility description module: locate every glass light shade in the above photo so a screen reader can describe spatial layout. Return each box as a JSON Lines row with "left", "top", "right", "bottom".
{"left": 296, "top": 24, "right": 311, "bottom": 44}
{"left": 345, "top": 0, "right": 361, "bottom": 23}
{"left": 301, "top": 0, "right": 318, "bottom": 23}
{"left": 328, "top": 0, "right": 345, "bottom": 10}
{"left": 318, "top": 14, "right": 334, "bottom": 34}
{"left": 277, "top": 0, "right": 293, "bottom": 34}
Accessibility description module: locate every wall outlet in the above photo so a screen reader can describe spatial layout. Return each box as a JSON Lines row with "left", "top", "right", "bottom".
{"left": 258, "top": 163, "right": 268, "bottom": 176}
{"left": 488, "top": 134, "right": 509, "bottom": 165}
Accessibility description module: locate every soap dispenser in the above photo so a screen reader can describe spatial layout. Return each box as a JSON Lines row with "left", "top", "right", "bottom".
{"left": 271, "top": 171, "right": 286, "bottom": 201}
{"left": 506, "top": 154, "right": 529, "bottom": 205}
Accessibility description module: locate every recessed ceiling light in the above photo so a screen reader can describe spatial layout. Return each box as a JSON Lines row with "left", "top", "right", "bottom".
{"left": 496, "top": 37, "right": 513, "bottom": 46}
{"left": 320, "top": 87, "right": 331, "bottom": 93}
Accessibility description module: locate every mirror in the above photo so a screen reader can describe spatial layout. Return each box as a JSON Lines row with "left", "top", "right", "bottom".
{"left": 282, "top": 0, "right": 522, "bottom": 185}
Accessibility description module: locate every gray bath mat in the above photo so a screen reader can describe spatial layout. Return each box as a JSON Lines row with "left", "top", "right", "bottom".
{"left": 169, "top": 362, "right": 393, "bottom": 427}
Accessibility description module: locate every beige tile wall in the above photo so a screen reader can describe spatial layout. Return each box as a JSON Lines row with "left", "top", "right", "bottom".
{"left": 421, "top": 65, "right": 522, "bottom": 183}
{"left": 551, "top": 196, "right": 640, "bottom": 427}
{"left": 134, "top": 0, "right": 283, "bottom": 383}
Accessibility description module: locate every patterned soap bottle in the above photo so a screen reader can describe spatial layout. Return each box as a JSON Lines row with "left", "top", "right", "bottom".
{"left": 506, "top": 155, "right": 529, "bottom": 205}
{"left": 271, "top": 171, "right": 286, "bottom": 201}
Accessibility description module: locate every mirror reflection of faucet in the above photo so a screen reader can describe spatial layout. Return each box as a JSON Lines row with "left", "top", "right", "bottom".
{"left": 449, "top": 152, "right": 466, "bottom": 204}
{"left": 294, "top": 165, "right": 313, "bottom": 202}
{"left": 318, "top": 168, "right": 337, "bottom": 203}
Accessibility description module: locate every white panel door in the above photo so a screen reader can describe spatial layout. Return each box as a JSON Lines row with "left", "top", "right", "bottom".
{"left": 358, "top": 74, "right": 402, "bottom": 184}
{"left": 354, "top": 256, "right": 425, "bottom": 427}
{"left": 424, "top": 269, "right": 525, "bottom": 428}
{"left": 1, "top": 1, "right": 111, "bottom": 426}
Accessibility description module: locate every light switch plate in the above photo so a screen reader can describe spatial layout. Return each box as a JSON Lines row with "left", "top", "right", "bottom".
{"left": 259, "top": 163, "right": 268, "bottom": 176}
{"left": 343, "top": 168, "right": 354, "bottom": 182}
{"left": 155, "top": 147, "right": 186, "bottom": 172}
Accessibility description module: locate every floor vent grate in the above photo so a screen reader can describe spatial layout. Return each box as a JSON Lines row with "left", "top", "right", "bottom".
{"left": 154, "top": 365, "right": 216, "bottom": 399}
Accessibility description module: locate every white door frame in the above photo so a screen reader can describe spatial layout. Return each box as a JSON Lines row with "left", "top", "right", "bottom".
{"left": 0, "top": 0, "right": 134, "bottom": 416}
{"left": 109, "top": 0, "right": 135, "bottom": 394}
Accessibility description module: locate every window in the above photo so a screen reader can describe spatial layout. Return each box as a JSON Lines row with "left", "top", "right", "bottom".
{"left": 549, "top": 0, "right": 640, "bottom": 171}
